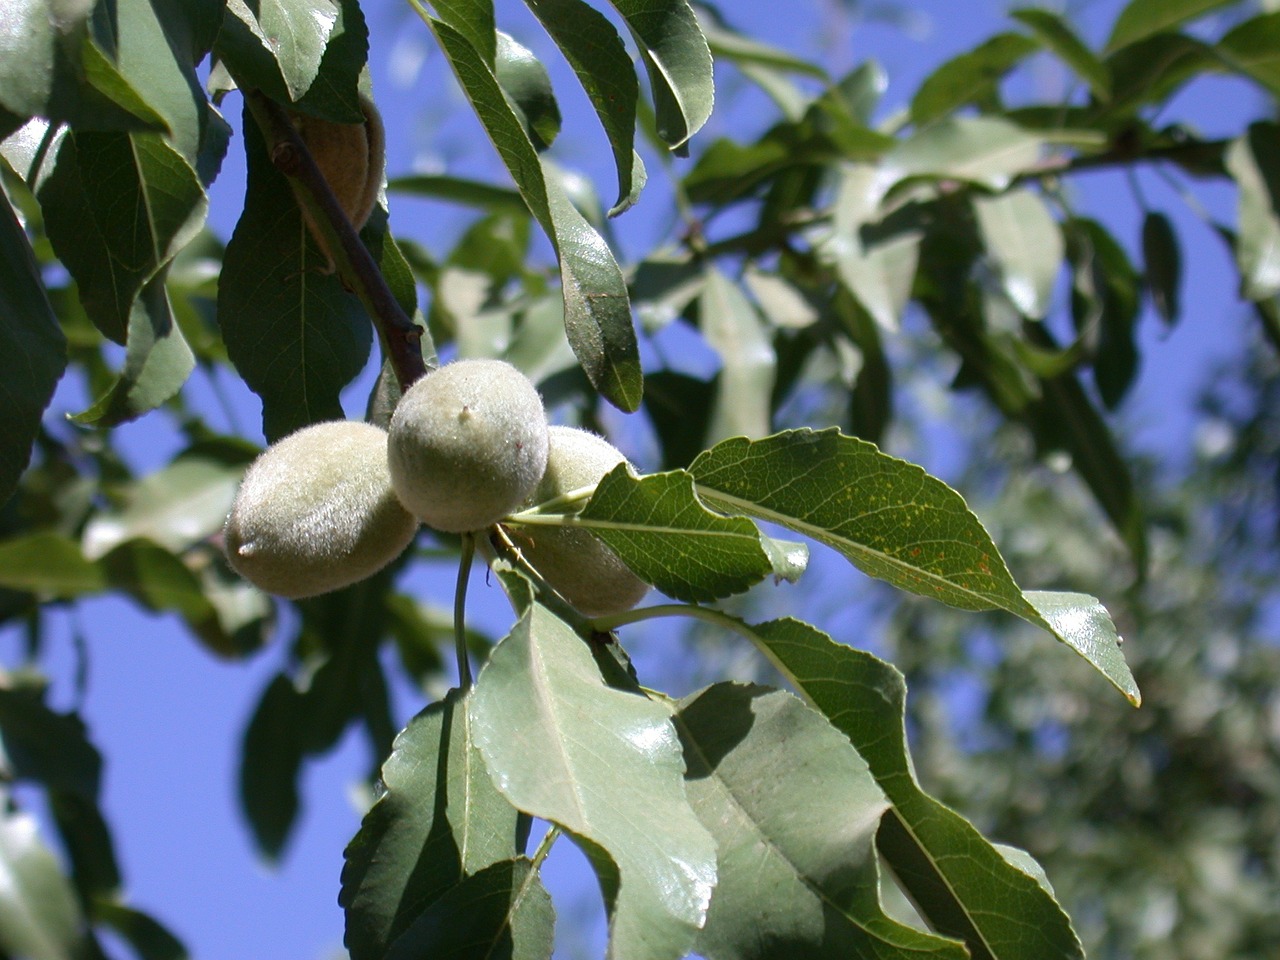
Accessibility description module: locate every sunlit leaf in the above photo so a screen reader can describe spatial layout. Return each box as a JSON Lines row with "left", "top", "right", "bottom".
{"left": 741, "top": 617, "right": 1086, "bottom": 960}
{"left": 429, "top": 14, "right": 642, "bottom": 411}
{"left": 1226, "top": 122, "right": 1280, "bottom": 301}
{"left": 342, "top": 689, "right": 521, "bottom": 960}
{"left": 496, "top": 32, "right": 561, "bottom": 151}
{"left": 524, "top": 0, "right": 646, "bottom": 214}
{"left": 974, "top": 188, "right": 1063, "bottom": 319}
{"left": 877, "top": 116, "right": 1046, "bottom": 196}
{"left": 0, "top": 800, "right": 90, "bottom": 960}
{"left": 674, "top": 682, "right": 967, "bottom": 960}
{"left": 689, "top": 430, "right": 1139, "bottom": 702}
{"left": 0, "top": 533, "right": 106, "bottom": 598}
{"left": 607, "top": 0, "right": 714, "bottom": 150}
{"left": 470, "top": 602, "right": 717, "bottom": 960}
{"left": 565, "top": 464, "right": 773, "bottom": 603}
{"left": 699, "top": 267, "right": 775, "bottom": 443}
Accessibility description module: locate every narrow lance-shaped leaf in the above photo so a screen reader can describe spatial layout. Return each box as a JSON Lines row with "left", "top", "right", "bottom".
{"left": 1217, "top": 13, "right": 1280, "bottom": 96}
{"left": 428, "top": 15, "right": 642, "bottom": 411}
{"left": 689, "top": 430, "right": 1139, "bottom": 703}
{"left": 973, "top": 188, "right": 1063, "bottom": 320}
{"left": 699, "top": 267, "right": 775, "bottom": 444}
{"left": 1225, "top": 122, "right": 1280, "bottom": 302}
{"left": 341, "top": 689, "right": 522, "bottom": 960}
{"left": 0, "top": 801, "right": 91, "bottom": 960}
{"left": 741, "top": 616, "right": 1086, "bottom": 960}
{"left": 218, "top": 103, "right": 371, "bottom": 441}
{"left": 216, "top": 0, "right": 349, "bottom": 110}
{"left": 673, "top": 682, "right": 967, "bottom": 960}
{"left": 0, "top": 189, "right": 66, "bottom": 507}
{"left": 1010, "top": 8, "right": 1111, "bottom": 101}
{"left": 910, "top": 33, "right": 1038, "bottom": 126}
{"left": 496, "top": 31, "right": 561, "bottom": 150}
{"left": 607, "top": 0, "right": 714, "bottom": 151}
{"left": 0, "top": 532, "right": 107, "bottom": 598}
{"left": 1141, "top": 210, "right": 1181, "bottom": 325}
{"left": 1104, "top": 0, "right": 1236, "bottom": 53}
{"left": 469, "top": 602, "right": 718, "bottom": 960}
{"left": 876, "top": 116, "right": 1046, "bottom": 197}
{"left": 522, "top": 0, "right": 647, "bottom": 214}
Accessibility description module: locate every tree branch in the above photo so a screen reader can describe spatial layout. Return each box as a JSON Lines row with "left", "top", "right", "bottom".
{"left": 243, "top": 89, "right": 431, "bottom": 392}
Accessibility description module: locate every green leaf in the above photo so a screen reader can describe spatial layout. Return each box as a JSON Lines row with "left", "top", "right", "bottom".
{"left": 383, "top": 858, "right": 554, "bottom": 960}
{"left": 523, "top": 0, "right": 646, "bottom": 214}
{"left": 217, "top": 0, "right": 350, "bottom": 110}
{"left": 878, "top": 117, "right": 1046, "bottom": 195}
{"left": 742, "top": 617, "right": 1086, "bottom": 960}
{"left": 469, "top": 602, "right": 717, "bottom": 960}
{"left": 1066, "top": 218, "right": 1139, "bottom": 408}
{"left": 1104, "top": 0, "right": 1235, "bottom": 53}
{"left": 428, "top": 0, "right": 497, "bottom": 65}
{"left": 69, "top": 272, "right": 196, "bottom": 426}
{"left": 974, "top": 189, "right": 1063, "bottom": 319}
{"left": 1141, "top": 211, "right": 1181, "bottom": 325}
{"left": 388, "top": 173, "right": 527, "bottom": 212}
{"left": 910, "top": 33, "right": 1038, "bottom": 126}
{"left": 429, "top": 15, "right": 642, "bottom": 412}
{"left": 239, "top": 675, "right": 305, "bottom": 860}
{"left": 1104, "top": 33, "right": 1215, "bottom": 116}
{"left": 0, "top": 190, "right": 66, "bottom": 507}
{"left": 91, "top": 902, "right": 188, "bottom": 960}
{"left": 607, "top": 0, "right": 714, "bottom": 150}
{"left": 0, "top": 532, "right": 106, "bottom": 597}
{"left": 496, "top": 31, "right": 562, "bottom": 151}
{"left": 0, "top": 0, "right": 90, "bottom": 118}
{"left": 689, "top": 430, "right": 1139, "bottom": 702}
{"left": 699, "top": 267, "right": 775, "bottom": 444}
{"left": 38, "top": 130, "right": 207, "bottom": 345}
{"left": 1226, "top": 122, "right": 1280, "bottom": 302}
{"left": 1218, "top": 13, "right": 1280, "bottom": 95}
{"left": 218, "top": 103, "right": 371, "bottom": 441}
{"left": 0, "top": 799, "right": 90, "bottom": 960}
{"left": 674, "top": 682, "right": 967, "bottom": 960}
{"left": 564, "top": 464, "right": 773, "bottom": 603}
{"left": 1011, "top": 8, "right": 1110, "bottom": 100}
{"left": 341, "top": 689, "right": 521, "bottom": 960}
{"left": 0, "top": 688, "right": 101, "bottom": 799}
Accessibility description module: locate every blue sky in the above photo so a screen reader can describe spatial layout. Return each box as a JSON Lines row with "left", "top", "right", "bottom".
{"left": 2, "top": 1, "right": 1266, "bottom": 958}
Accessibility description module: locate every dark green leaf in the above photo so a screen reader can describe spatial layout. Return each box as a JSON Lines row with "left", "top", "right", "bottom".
{"left": 387, "top": 174, "right": 526, "bottom": 212}
{"left": 675, "top": 683, "right": 967, "bottom": 960}
{"left": 1141, "top": 211, "right": 1181, "bottom": 325}
{"left": 0, "top": 799, "right": 90, "bottom": 960}
{"left": 1066, "top": 218, "right": 1139, "bottom": 408}
{"left": 470, "top": 602, "right": 717, "bottom": 960}
{"left": 1104, "top": 33, "right": 1215, "bottom": 116}
{"left": 218, "top": 103, "right": 371, "bottom": 440}
{"left": 607, "top": 0, "right": 714, "bottom": 150}
{"left": 38, "top": 130, "right": 206, "bottom": 345}
{"left": 341, "top": 689, "right": 519, "bottom": 960}
{"left": 0, "top": 190, "right": 66, "bottom": 507}
{"left": 568, "top": 464, "right": 773, "bottom": 603}
{"left": 92, "top": 902, "right": 188, "bottom": 960}
{"left": 69, "top": 272, "right": 196, "bottom": 426}
{"left": 523, "top": 0, "right": 646, "bottom": 214}
{"left": 0, "top": 532, "right": 106, "bottom": 597}
{"left": 496, "top": 32, "right": 561, "bottom": 151}
{"left": 641, "top": 371, "right": 714, "bottom": 470}
{"left": 1011, "top": 8, "right": 1110, "bottom": 100}
{"left": 292, "top": 0, "right": 369, "bottom": 122}
{"left": 217, "top": 0, "right": 350, "bottom": 111}
{"left": 743, "top": 617, "right": 1086, "bottom": 960}
{"left": 49, "top": 791, "right": 122, "bottom": 901}
{"left": 428, "top": 0, "right": 497, "bottom": 65}
{"left": 910, "top": 33, "right": 1038, "bottom": 126}
{"left": 0, "top": 688, "right": 101, "bottom": 799}
{"left": 383, "top": 858, "right": 554, "bottom": 960}
{"left": 430, "top": 16, "right": 642, "bottom": 411}
{"left": 239, "top": 674, "right": 305, "bottom": 860}
{"left": 1104, "top": 0, "right": 1235, "bottom": 53}
{"left": 689, "top": 431, "right": 1139, "bottom": 701}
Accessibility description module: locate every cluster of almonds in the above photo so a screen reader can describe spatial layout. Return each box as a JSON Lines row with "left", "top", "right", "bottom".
{"left": 222, "top": 359, "right": 648, "bottom": 617}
